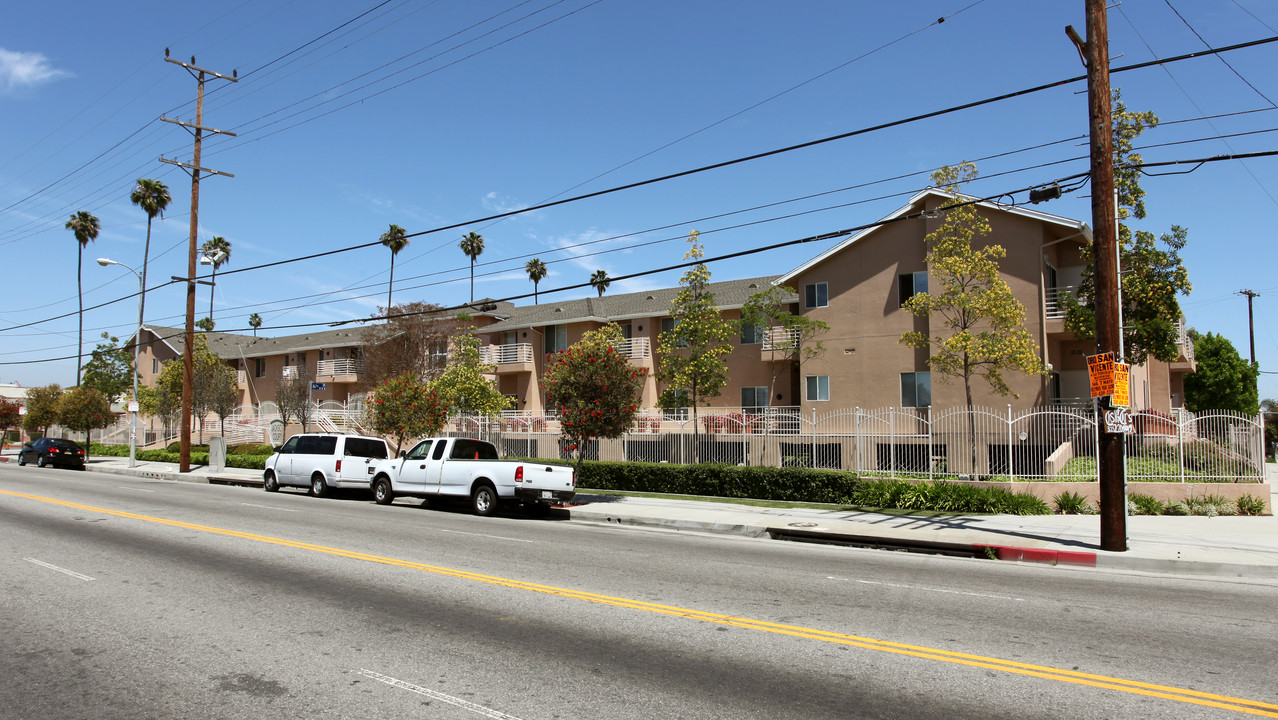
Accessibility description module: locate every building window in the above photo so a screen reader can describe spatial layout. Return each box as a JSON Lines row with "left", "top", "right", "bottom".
{"left": 254, "top": 358, "right": 266, "bottom": 378}
{"left": 901, "top": 372, "right": 931, "bottom": 408}
{"left": 544, "top": 324, "right": 567, "bottom": 354}
{"left": 898, "top": 271, "right": 928, "bottom": 307}
{"left": 805, "top": 375, "right": 829, "bottom": 402}
{"left": 152, "top": 358, "right": 159, "bottom": 374}
{"left": 740, "top": 322, "right": 762, "bottom": 344}
{"left": 741, "top": 386, "right": 768, "bottom": 411}
{"left": 804, "top": 282, "right": 828, "bottom": 309}
{"left": 660, "top": 318, "right": 686, "bottom": 347}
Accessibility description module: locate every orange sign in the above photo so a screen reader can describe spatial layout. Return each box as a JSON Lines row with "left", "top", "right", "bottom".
{"left": 1087, "top": 352, "right": 1115, "bottom": 398}
{"left": 1111, "top": 363, "right": 1130, "bottom": 407}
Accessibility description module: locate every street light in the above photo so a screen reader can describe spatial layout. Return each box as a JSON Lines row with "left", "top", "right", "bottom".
{"left": 98, "top": 257, "right": 143, "bottom": 469}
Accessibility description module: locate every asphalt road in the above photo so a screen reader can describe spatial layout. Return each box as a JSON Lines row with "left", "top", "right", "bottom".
{"left": 3, "top": 463, "right": 1276, "bottom": 719}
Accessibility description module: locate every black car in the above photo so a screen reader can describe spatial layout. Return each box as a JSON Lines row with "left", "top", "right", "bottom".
{"left": 17, "top": 438, "right": 87, "bottom": 470}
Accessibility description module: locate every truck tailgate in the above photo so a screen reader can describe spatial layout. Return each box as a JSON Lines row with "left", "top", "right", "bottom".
{"left": 517, "top": 463, "right": 575, "bottom": 492}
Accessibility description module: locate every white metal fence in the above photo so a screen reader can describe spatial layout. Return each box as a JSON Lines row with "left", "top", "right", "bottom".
{"left": 81, "top": 400, "right": 1264, "bottom": 482}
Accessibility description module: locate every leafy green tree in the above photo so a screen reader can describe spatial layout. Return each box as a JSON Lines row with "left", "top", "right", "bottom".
{"left": 21, "top": 384, "right": 63, "bottom": 437}
{"left": 0, "top": 398, "right": 21, "bottom": 447}
{"left": 380, "top": 224, "right": 409, "bottom": 311}
{"left": 525, "top": 258, "right": 548, "bottom": 304}
{"left": 248, "top": 313, "right": 262, "bottom": 336}
{"left": 138, "top": 381, "right": 180, "bottom": 437}
{"left": 543, "top": 324, "right": 647, "bottom": 473}
{"left": 81, "top": 332, "right": 137, "bottom": 402}
{"left": 656, "top": 231, "right": 735, "bottom": 461}
{"left": 900, "top": 163, "right": 1046, "bottom": 472}
{"left": 368, "top": 373, "right": 449, "bottom": 454}
{"left": 589, "top": 269, "right": 611, "bottom": 297}
{"left": 1261, "top": 398, "right": 1277, "bottom": 460}
{"left": 1183, "top": 332, "right": 1259, "bottom": 414}
{"left": 201, "top": 236, "right": 231, "bottom": 321}
{"left": 57, "top": 386, "right": 115, "bottom": 457}
{"left": 459, "top": 231, "right": 485, "bottom": 302}
{"left": 427, "top": 331, "right": 510, "bottom": 416}
{"left": 196, "top": 317, "right": 215, "bottom": 332}
{"left": 1064, "top": 90, "right": 1192, "bottom": 364}
{"left": 130, "top": 178, "right": 171, "bottom": 326}
{"left": 741, "top": 284, "right": 830, "bottom": 409}
{"left": 206, "top": 362, "right": 240, "bottom": 438}
{"left": 151, "top": 334, "right": 237, "bottom": 441}
{"left": 66, "top": 210, "right": 100, "bottom": 385}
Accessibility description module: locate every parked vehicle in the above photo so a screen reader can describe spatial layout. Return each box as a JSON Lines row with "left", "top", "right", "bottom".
{"left": 263, "top": 433, "right": 391, "bottom": 497}
{"left": 369, "top": 437, "right": 575, "bottom": 517}
{"left": 17, "top": 438, "right": 86, "bottom": 470}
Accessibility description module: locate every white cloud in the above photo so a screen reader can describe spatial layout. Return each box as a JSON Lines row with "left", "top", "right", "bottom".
{"left": 0, "top": 48, "right": 71, "bottom": 93}
{"left": 482, "top": 191, "right": 535, "bottom": 217}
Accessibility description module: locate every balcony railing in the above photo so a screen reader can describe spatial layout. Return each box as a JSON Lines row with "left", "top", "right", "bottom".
{"left": 480, "top": 343, "right": 534, "bottom": 365}
{"left": 282, "top": 365, "right": 299, "bottom": 379}
{"left": 1175, "top": 317, "right": 1195, "bottom": 363}
{"left": 236, "top": 370, "right": 247, "bottom": 386}
{"left": 316, "top": 358, "right": 365, "bottom": 377}
{"left": 762, "top": 326, "right": 800, "bottom": 351}
{"left": 1044, "top": 285, "right": 1078, "bottom": 320}
{"left": 612, "top": 337, "right": 651, "bottom": 359}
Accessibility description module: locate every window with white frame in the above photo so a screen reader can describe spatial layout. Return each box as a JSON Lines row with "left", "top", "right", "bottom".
{"left": 805, "top": 375, "right": 830, "bottom": 402}
{"left": 741, "top": 386, "right": 768, "bottom": 411}
{"left": 900, "top": 371, "right": 931, "bottom": 408}
{"left": 804, "top": 282, "right": 828, "bottom": 309}
{"left": 898, "top": 271, "right": 928, "bottom": 307}
{"left": 254, "top": 357, "right": 266, "bottom": 378}
{"left": 544, "top": 324, "right": 567, "bottom": 354}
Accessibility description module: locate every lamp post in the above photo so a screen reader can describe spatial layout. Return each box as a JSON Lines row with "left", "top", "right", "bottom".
{"left": 98, "top": 257, "right": 142, "bottom": 468}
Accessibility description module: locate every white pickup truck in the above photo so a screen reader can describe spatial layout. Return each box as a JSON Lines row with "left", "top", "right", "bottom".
{"left": 369, "top": 437, "right": 576, "bottom": 517}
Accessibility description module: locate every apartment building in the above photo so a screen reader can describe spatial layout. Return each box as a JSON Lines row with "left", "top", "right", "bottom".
{"left": 130, "top": 189, "right": 1192, "bottom": 420}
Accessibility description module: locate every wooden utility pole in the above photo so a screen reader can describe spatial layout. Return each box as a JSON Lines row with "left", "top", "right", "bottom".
{"left": 161, "top": 50, "right": 237, "bottom": 472}
{"left": 1240, "top": 290, "right": 1259, "bottom": 364}
{"left": 1069, "top": 0, "right": 1126, "bottom": 551}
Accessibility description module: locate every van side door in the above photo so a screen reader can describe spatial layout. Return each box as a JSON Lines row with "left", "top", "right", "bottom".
{"left": 274, "top": 436, "right": 300, "bottom": 485}
{"left": 340, "top": 437, "right": 388, "bottom": 485}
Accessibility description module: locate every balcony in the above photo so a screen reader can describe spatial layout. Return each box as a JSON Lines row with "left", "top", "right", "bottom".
{"left": 480, "top": 343, "right": 534, "bottom": 374}
{"left": 316, "top": 358, "right": 364, "bottom": 381}
{"left": 1171, "top": 317, "right": 1196, "bottom": 372}
{"left": 1044, "top": 285, "right": 1078, "bottom": 320}
{"left": 282, "top": 365, "right": 299, "bottom": 380}
{"left": 612, "top": 337, "right": 651, "bottom": 360}
{"left": 761, "top": 326, "right": 799, "bottom": 355}
{"left": 236, "top": 370, "right": 247, "bottom": 386}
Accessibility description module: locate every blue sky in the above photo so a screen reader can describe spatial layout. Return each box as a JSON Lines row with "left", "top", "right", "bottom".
{"left": 2, "top": 0, "right": 1276, "bottom": 400}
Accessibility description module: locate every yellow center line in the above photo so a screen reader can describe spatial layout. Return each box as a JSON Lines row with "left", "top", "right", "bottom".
{"left": 6, "top": 488, "right": 1276, "bottom": 717}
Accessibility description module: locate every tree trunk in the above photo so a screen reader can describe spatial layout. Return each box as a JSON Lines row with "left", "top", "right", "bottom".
{"left": 140, "top": 217, "right": 152, "bottom": 327}
{"left": 387, "top": 254, "right": 396, "bottom": 312}
{"left": 77, "top": 244, "right": 84, "bottom": 385}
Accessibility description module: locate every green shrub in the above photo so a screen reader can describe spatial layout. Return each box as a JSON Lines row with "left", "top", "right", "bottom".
{"left": 165, "top": 442, "right": 210, "bottom": 453}
{"left": 228, "top": 443, "right": 275, "bottom": 456}
{"left": 1236, "top": 494, "right": 1269, "bottom": 516}
{"left": 1054, "top": 491, "right": 1090, "bottom": 515}
{"left": 1128, "top": 493, "right": 1166, "bottom": 516}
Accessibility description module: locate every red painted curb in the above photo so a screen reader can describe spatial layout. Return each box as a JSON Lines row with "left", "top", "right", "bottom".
{"left": 976, "top": 544, "right": 1097, "bottom": 567}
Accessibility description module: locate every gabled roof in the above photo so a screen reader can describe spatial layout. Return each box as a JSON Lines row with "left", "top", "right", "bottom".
{"left": 775, "top": 188, "right": 1091, "bottom": 285}
{"left": 140, "top": 325, "right": 368, "bottom": 360}
{"left": 480, "top": 276, "right": 783, "bottom": 334}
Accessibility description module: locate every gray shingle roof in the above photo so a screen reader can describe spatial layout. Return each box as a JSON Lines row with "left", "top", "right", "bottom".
{"left": 480, "top": 276, "right": 783, "bottom": 333}
{"left": 143, "top": 325, "right": 368, "bottom": 360}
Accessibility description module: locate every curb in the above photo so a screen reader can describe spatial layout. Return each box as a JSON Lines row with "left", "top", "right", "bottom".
{"left": 975, "top": 544, "right": 1097, "bottom": 567}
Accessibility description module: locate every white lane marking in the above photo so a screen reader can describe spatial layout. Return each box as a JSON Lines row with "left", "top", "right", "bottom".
{"left": 360, "top": 669, "right": 523, "bottom": 719}
{"left": 829, "top": 576, "right": 1024, "bottom": 602}
{"left": 24, "top": 558, "right": 95, "bottom": 582}
{"left": 240, "top": 503, "right": 297, "bottom": 512}
{"left": 120, "top": 486, "right": 156, "bottom": 493}
{"left": 437, "top": 529, "right": 532, "bottom": 543}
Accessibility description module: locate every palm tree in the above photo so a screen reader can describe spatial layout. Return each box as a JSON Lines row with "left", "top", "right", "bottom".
{"left": 129, "top": 178, "right": 171, "bottom": 326}
{"left": 525, "top": 258, "right": 548, "bottom": 305}
{"left": 66, "top": 210, "right": 100, "bottom": 385}
{"left": 201, "top": 236, "right": 231, "bottom": 321}
{"left": 379, "top": 224, "right": 409, "bottom": 311}
{"left": 458, "top": 231, "right": 485, "bottom": 302}
{"left": 248, "top": 313, "right": 262, "bottom": 336}
{"left": 590, "top": 269, "right": 611, "bottom": 298}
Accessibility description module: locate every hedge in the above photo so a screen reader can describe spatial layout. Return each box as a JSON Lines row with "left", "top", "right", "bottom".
{"left": 534, "top": 459, "right": 1051, "bottom": 515}
{"left": 90, "top": 443, "right": 268, "bottom": 470}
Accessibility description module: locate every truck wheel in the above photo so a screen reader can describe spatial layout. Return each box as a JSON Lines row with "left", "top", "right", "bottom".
{"left": 310, "top": 474, "right": 329, "bottom": 498}
{"left": 526, "top": 502, "right": 551, "bottom": 519}
{"left": 471, "top": 483, "right": 498, "bottom": 517}
{"left": 373, "top": 477, "right": 394, "bottom": 505}
{"left": 264, "top": 472, "right": 279, "bottom": 492}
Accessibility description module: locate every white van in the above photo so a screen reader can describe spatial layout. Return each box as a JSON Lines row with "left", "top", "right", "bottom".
{"left": 263, "top": 433, "right": 391, "bottom": 497}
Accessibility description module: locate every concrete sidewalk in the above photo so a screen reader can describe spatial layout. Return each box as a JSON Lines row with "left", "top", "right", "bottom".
{"left": 5, "top": 450, "right": 1277, "bottom": 581}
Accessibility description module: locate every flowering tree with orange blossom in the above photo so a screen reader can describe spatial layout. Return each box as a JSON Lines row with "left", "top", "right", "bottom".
{"left": 544, "top": 324, "right": 647, "bottom": 474}
{"left": 368, "top": 373, "right": 449, "bottom": 455}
